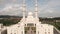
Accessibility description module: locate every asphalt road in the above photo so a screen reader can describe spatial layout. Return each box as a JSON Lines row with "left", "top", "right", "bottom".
{"left": 54, "top": 28, "right": 60, "bottom": 34}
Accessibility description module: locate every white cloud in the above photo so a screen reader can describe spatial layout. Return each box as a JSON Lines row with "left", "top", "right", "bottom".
{"left": 0, "top": 0, "right": 60, "bottom": 17}
{"left": 39, "top": 0, "right": 60, "bottom": 13}
{"left": 45, "top": 9, "right": 53, "bottom": 13}
{"left": 12, "top": 0, "right": 17, "bottom": 2}
{"left": 0, "top": 4, "right": 23, "bottom": 16}
{"left": 47, "top": 0, "right": 60, "bottom": 8}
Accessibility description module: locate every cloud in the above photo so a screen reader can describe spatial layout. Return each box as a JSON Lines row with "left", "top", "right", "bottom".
{"left": 0, "top": 0, "right": 5, "bottom": 4}
{"left": 38, "top": 0, "right": 60, "bottom": 17}
{"left": 0, "top": 0, "right": 60, "bottom": 17}
{"left": 12, "top": 0, "right": 17, "bottom": 2}
{"left": 47, "top": 0, "right": 60, "bottom": 8}
{"left": 0, "top": 4, "right": 23, "bottom": 16}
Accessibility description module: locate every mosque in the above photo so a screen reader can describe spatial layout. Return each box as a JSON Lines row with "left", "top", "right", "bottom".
{"left": 7, "top": 0, "right": 54, "bottom": 34}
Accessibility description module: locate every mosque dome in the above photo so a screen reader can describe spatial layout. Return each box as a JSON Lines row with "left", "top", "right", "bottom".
{"left": 28, "top": 12, "right": 33, "bottom": 16}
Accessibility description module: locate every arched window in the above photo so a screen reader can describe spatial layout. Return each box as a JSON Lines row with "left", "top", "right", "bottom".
{"left": 11, "top": 33, "right": 12, "bottom": 34}
{"left": 18, "top": 26, "right": 20, "bottom": 27}
{"left": 48, "top": 29, "right": 50, "bottom": 34}
{"left": 48, "top": 32, "right": 50, "bottom": 34}
{"left": 21, "top": 31, "right": 23, "bottom": 34}
{"left": 35, "top": 24, "right": 36, "bottom": 26}
{"left": 45, "top": 32, "right": 47, "bottom": 34}
{"left": 41, "top": 25, "right": 42, "bottom": 27}
{"left": 38, "top": 31, "right": 39, "bottom": 34}
{"left": 25, "top": 24, "right": 26, "bottom": 26}
{"left": 14, "top": 33, "right": 16, "bottom": 34}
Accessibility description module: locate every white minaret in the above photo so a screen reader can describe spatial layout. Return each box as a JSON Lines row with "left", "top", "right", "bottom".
{"left": 35, "top": 0, "right": 38, "bottom": 18}
{"left": 22, "top": 0, "right": 26, "bottom": 18}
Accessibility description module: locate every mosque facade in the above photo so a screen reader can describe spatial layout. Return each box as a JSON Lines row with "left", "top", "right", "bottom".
{"left": 7, "top": 0, "right": 54, "bottom": 34}
{"left": 7, "top": 12, "right": 54, "bottom": 34}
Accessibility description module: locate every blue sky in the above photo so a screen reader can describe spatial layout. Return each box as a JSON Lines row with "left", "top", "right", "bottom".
{"left": 0, "top": 0, "right": 60, "bottom": 17}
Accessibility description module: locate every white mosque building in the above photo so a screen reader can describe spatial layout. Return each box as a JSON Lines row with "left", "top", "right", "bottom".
{"left": 7, "top": 0, "right": 54, "bottom": 34}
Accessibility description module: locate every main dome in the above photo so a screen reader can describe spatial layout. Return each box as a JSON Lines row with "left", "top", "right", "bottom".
{"left": 28, "top": 12, "right": 33, "bottom": 16}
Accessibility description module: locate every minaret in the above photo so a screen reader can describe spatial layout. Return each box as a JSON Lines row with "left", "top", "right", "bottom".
{"left": 34, "top": 0, "right": 40, "bottom": 23}
{"left": 35, "top": 0, "right": 38, "bottom": 18}
{"left": 22, "top": 0, "right": 26, "bottom": 18}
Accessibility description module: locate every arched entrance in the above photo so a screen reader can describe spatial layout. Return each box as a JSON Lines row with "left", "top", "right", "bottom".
{"left": 24, "top": 23, "right": 36, "bottom": 34}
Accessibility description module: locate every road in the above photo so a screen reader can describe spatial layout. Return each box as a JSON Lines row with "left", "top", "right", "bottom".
{"left": 54, "top": 28, "right": 60, "bottom": 34}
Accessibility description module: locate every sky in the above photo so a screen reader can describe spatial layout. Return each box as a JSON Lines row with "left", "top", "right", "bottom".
{"left": 0, "top": 0, "right": 60, "bottom": 17}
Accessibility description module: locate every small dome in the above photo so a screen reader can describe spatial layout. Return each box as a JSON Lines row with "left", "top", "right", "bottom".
{"left": 28, "top": 12, "right": 33, "bottom": 16}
